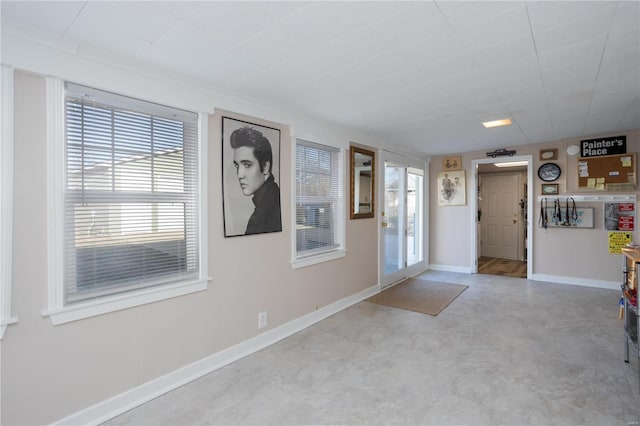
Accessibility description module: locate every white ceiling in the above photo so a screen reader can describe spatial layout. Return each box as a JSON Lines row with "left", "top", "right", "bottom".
{"left": 2, "top": 1, "right": 639, "bottom": 156}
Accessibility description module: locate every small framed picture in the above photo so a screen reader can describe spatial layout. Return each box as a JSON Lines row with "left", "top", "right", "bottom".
{"left": 443, "top": 156, "right": 462, "bottom": 171}
{"left": 539, "top": 148, "right": 558, "bottom": 161}
{"left": 541, "top": 183, "right": 559, "bottom": 195}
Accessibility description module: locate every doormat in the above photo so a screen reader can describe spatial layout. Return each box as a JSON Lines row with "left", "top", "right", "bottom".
{"left": 366, "top": 278, "right": 467, "bottom": 316}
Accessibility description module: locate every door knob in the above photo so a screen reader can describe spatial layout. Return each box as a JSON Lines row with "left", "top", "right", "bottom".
{"left": 382, "top": 222, "right": 388, "bottom": 228}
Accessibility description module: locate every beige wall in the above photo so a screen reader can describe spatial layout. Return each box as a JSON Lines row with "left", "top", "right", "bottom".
{"left": 2, "top": 71, "right": 378, "bottom": 425}
{"left": 430, "top": 130, "right": 640, "bottom": 283}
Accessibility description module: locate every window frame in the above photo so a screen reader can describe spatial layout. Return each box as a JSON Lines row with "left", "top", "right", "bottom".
{"left": 43, "top": 78, "right": 208, "bottom": 325}
{"left": 291, "top": 137, "right": 346, "bottom": 269}
{"left": 1, "top": 65, "right": 17, "bottom": 338}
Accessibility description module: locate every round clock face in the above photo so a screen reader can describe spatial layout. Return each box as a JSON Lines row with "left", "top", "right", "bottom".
{"left": 538, "top": 163, "right": 561, "bottom": 182}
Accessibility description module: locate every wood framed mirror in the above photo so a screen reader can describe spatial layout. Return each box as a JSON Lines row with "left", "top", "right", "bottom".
{"left": 350, "top": 146, "right": 375, "bottom": 219}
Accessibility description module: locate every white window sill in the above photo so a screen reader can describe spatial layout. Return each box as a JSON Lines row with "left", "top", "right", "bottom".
{"left": 291, "top": 249, "right": 347, "bottom": 269}
{"left": 42, "top": 278, "right": 210, "bottom": 325}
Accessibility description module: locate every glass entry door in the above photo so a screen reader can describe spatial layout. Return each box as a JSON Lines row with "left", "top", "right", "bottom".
{"left": 380, "top": 153, "right": 425, "bottom": 288}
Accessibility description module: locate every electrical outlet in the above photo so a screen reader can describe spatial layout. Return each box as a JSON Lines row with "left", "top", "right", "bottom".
{"left": 258, "top": 311, "right": 267, "bottom": 329}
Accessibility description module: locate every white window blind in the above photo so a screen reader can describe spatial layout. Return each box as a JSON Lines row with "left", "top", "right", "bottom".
{"left": 64, "top": 83, "right": 199, "bottom": 304}
{"left": 295, "top": 139, "right": 343, "bottom": 259}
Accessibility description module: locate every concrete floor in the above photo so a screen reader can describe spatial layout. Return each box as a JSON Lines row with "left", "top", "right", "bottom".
{"left": 105, "top": 271, "right": 640, "bottom": 425}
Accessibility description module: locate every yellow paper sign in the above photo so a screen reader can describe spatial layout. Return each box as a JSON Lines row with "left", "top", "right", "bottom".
{"left": 609, "top": 231, "right": 632, "bottom": 254}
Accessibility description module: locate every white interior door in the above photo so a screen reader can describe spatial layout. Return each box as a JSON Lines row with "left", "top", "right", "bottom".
{"left": 380, "top": 153, "right": 425, "bottom": 287}
{"left": 481, "top": 174, "right": 519, "bottom": 259}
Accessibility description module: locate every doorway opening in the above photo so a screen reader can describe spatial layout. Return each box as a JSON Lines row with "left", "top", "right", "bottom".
{"left": 471, "top": 156, "right": 533, "bottom": 279}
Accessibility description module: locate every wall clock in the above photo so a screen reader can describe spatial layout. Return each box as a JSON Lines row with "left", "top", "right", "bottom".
{"left": 538, "top": 163, "right": 561, "bottom": 182}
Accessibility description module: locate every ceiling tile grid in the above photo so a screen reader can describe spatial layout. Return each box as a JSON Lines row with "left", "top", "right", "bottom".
{"left": 1, "top": 0, "right": 638, "bottom": 156}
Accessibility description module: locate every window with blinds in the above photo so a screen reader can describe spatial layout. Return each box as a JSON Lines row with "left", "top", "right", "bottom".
{"left": 295, "top": 139, "right": 343, "bottom": 259}
{"left": 64, "top": 83, "right": 199, "bottom": 304}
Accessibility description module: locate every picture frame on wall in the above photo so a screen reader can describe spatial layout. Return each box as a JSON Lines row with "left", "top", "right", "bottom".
{"left": 442, "top": 156, "right": 462, "bottom": 171}
{"left": 539, "top": 148, "right": 558, "bottom": 161}
{"left": 222, "top": 116, "right": 282, "bottom": 237}
{"left": 541, "top": 183, "right": 559, "bottom": 195}
{"left": 438, "top": 170, "right": 466, "bottom": 206}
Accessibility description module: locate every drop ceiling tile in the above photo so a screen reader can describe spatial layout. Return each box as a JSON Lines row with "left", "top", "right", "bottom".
{"left": 0, "top": 0, "right": 84, "bottom": 34}
{"left": 151, "top": 20, "right": 230, "bottom": 61}
{"left": 604, "top": 28, "right": 640, "bottom": 59}
{"left": 481, "top": 55, "right": 542, "bottom": 91}
{"left": 322, "top": 27, "right": 396, "bottom": 65}
{"left": 149, "top": 1, "right": 201, "bottom": 20}
{"left": 512, "top": 110, "right": 552, "bottom": 127}
{"left": 247, "top": 48, "right": 343, "bottom": 88}
{"left": 526, "top": 1, "right": 615, "bottom": 32}
{"left": 453, "top": 6, "right": 531, "bottom": 50}
{"left": 318, "top": 49, "right": 420, "bottom": 90}
{"left": 584, "top": 115, "right": 625, "bottom": 135}
{"left": 388, "top": 81, "right": 453, "bottom": 105}
{"left": 598, "top": 58, "right": 640, "bottom": 84}
{"left": 547, "top": 91, "right": 593, "bottom": 112}
{"left": 436, "top": 1, "right": 522, "bottom": 27}
{"left": 181, "top": 2, "right": 276, "bottom": 36}
{"left": 501, "top": 91, "right": 548, "bottom": 114}
{"left": 344, "top": 1, "right": 419, "bottom": 26}
{"left": 65, "top": 17, "right": 151, "bottom": 58}
{"left": 464, "top": 100, "right": 510, "bottom": 119}
{"left": 418, "top": 52, "right": 478, "bottom": 80}
{"left": 538, "top": 36, "right": 607, "bottom": 71}
{"left": 74, "top": 1, "right": 179, "bottom": 43}
{"left": 370, "top": 2, "right": 454, "bottom": 46}
{"left": 490, "top": 125, "right": 529, "bottom": 144}
{"left": 618, "top": 105, "right": 640, "bottom": 129}
{"left": 239, "top": 1, "right": 307, "bottom": 24}
{"left": 397, "top": 34, "right": 469, "bottom": 67}
{"left": 239, "top": 27, "right": 316, "bottom": 65}
{"left": 596, "top": 73, "right": 640, "bottom": 94}
{"left": 470, "top": 36, "right": 536, "bottom": 68}
{"left": 271, "top": 2, "right": 368, "bottom": 46}
{"left": 542, "top": 64, "right": 599, "bottom": 94}
{"left": 533, "top": 13, "right": 611, "bottom": 54}
{"left": 590, "top": 92, "right": 638, "bottom": 116}
{"left": 436, "top": 69, "right": 496, "bottom": 100}
{"left": 610, "top": 1, "right": 640, "bottom": 34}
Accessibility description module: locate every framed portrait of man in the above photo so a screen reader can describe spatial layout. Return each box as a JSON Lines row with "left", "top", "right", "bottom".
{"left": 222, "top": 116, "right": 282, "bottom": 237}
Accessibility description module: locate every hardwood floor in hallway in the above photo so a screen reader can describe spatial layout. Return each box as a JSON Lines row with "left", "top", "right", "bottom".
{"left": 478, "top": 256, "right": 527, "bottom": 278}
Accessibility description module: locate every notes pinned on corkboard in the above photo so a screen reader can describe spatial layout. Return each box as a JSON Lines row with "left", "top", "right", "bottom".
{"left": 578, "top": 153, "right": 636, "bottom": 189}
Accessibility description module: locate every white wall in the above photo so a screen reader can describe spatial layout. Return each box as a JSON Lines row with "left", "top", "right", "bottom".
{"left": 430, "top": 130, "right": 640, "bottom": 286}
{"left": 1, "top": 35, "right": 385, "bottom": 424}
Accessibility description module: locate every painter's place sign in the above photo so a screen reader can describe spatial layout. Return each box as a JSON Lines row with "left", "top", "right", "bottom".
{"left": 581, "top": 135, "right": 626, "bottom": 157}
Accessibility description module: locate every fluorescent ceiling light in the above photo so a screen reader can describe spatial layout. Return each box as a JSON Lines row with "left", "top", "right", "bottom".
{"left": 494, "top": 161, "right": 528, "bottom": 167}
{"left": 483, "top": 118, "right": 512, "bottom": 128}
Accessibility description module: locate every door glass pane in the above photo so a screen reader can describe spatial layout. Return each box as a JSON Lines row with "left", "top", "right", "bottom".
{"left": 384, "top": 164, "right": 403, "bottom": 275}
{"left": 407, "top": 171, "right": 423, "bottom": 267}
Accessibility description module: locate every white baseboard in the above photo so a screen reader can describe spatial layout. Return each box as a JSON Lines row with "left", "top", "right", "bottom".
{"left": 428, "top": 264, "right": 472, "bottom": 274}
{"left": 530, "top": 274, "right": 619, "bottom": 290}
{"left": 427, "top": 265, "right": 618, "bottom": 291}
{"left": 52, "top": 284, "right": 380, "bottom": 426}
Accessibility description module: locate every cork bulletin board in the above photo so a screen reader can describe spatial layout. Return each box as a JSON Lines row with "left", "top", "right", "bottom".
{"left": 578, "top": 153, "right": 636, "bottom": 189}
